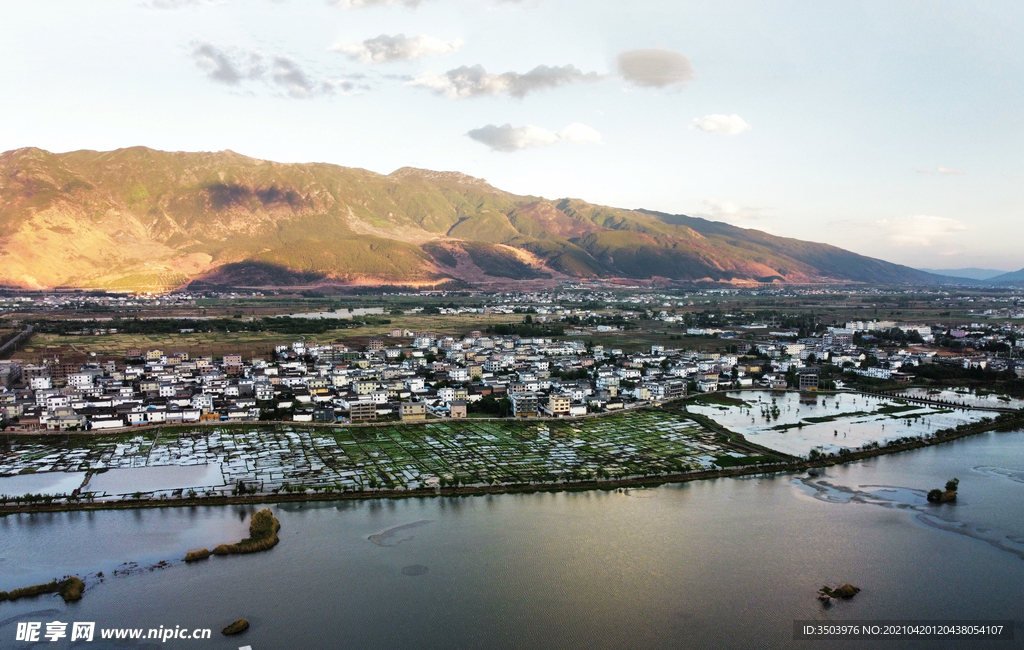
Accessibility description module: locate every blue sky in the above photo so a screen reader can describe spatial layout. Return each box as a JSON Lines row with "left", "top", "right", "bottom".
{"left": 2, "top": 0, "right": 1022, "bottom": 270}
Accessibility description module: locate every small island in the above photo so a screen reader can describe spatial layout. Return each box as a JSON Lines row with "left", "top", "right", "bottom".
{"left": 0, "top": 576, "right": 85, "bottom": 604}
{"left": 214, "top": 509, "right": 281, "bottom": 556}
{"left": 927, "top": 478, "right": 959, "bottom": 503}
{"left": 818, "top": 583, "right": 860, "bottom": 603}
{"left": 222, "top": 619, "right": 250, "bottom": 636}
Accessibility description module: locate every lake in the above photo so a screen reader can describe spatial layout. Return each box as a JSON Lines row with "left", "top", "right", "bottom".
{"left": 2, "top": 429, "right": 1022, "bottom": 649}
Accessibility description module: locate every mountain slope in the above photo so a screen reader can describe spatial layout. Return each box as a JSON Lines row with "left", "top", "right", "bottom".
{"left": 918, "top": 267, "right": 1007, "bottom": 281}
{"left": 0, "top": 146, "right": 946, "bottom": 290}
{"left": 989, "top": 268, "right": 1024, "bottom": 285}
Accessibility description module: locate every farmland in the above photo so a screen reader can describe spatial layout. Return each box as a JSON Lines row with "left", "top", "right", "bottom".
{"left": 17, "top": 312, "right": 548, "bottom": 361}
{"left": 0, "top": 410, "right": 782, "bottom": 500}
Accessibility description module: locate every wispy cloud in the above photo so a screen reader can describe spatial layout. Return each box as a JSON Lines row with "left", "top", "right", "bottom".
{"left": 191, "top": 43, "right": 263, "bottom": 85}
{"left": 329, "top": 34, "right": 463, "bottom": 64}
{"left": 617, "top": 48, "right": 695, "bottom": 88}
{"left": 408, "top": 64, "right": 602, "bottom": 99}
{"left": 877, "top": 215, "right": 973, "bottom": 247}
{"left": 696, "top": 199, "right": 774, "bottom": 229}
{"left": 691, "top": 114, "right": 751, "bottom": 135}
{"left": 916, "top": 166, "right": 966, "bottom": 175}
{"left": 467, "top": 123, "right": 601, "bottom": 152}
{"left": 190, "top": 42, "right": 363, "bottom": 98}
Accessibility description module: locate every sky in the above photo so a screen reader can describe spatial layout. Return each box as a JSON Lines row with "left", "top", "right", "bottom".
{"left": 1, "top": 0, "right": 1022, "bottom": 271}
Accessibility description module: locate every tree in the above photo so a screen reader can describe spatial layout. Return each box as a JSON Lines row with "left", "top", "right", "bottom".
{"left": 498, "top": 397, "right": 512, "bottom": 418}
{"left": 945, "top": 478, "right": 960, "bottom": 492}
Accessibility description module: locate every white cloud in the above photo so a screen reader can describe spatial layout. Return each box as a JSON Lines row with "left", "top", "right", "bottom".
{"left": 329, "top": 34, "right": 463, "bottom": 64}
{"left": 408, "top": 64, "right": 601, "bottom": 99}
{"left": 691, "top": 114, "right": 751, "bottom": 135}
{"left": 190, "top": 42, "right": 361, "bottom": 98}
{"left": 558, "top": 123, "right": 602, "bottom": 144}
{"left": 696, "top": 199, "right": 774, "bottom": 229}
{"left": 325, "top": 0, "right": 530, "bottom": 7}
{"left": 876, "top": 215, "right": 973, "bottom": 247}
{"left": 326, "top": 0, "right": 423, "bottom": 7}
{"left": 617, "top": 48, "right": 695, "bottom": 88}
{"left": 191, "top": 43, "right": 263, "bottom": 85}
{"left": 916, "top": 166, "right": 966, "bottom": 175}
{"left": 467, "top": 123, "right": 601, "bottom": 152}
{"left": 150, "top": 0, "right": 213, "bottom": 7}
{"left": 270, "top": 56, "right": 319, "bottom": 98}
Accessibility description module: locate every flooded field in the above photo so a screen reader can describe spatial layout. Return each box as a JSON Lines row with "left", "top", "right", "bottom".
{"left": 896, "top": 386, "right": 1024, "bottom": 410}
{"left": 283, "top": 307, "right": 386, "bottom": 320}
{"left": 0, "top": 411, "right": 774, "bottom": 500}
{"left": 0, "top": 471, "right": 88, "bottom": 499}
{"left": 688, "top": 391, "right": 992, "bottom": 457}
{"left": 85, "top": 464, "right": 226, "bottom": 496}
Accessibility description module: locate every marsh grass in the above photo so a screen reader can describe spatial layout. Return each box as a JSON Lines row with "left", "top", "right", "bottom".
{"left": 184, "top": 548, "right": 212, "bottom": 562}
{"left": 0, "top": 576, "right": 84, "bottom": 603}
{"left": 211, "top": 509, "right": 280, "bottom": 556}
{"left": 221, "top": 619, "right": 250, "bottom": 635}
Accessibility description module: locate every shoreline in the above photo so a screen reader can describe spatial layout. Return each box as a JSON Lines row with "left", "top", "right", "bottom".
{"left": 3, "top": 411, "right": 1021, "bottom": 516}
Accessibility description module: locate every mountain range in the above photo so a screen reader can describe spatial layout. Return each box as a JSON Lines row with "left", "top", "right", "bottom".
{"left": 918, "top": 267, "right": 1008, "bottom": 281}
{"left": 0, "top": 146, "right": 977, "bottom": 291}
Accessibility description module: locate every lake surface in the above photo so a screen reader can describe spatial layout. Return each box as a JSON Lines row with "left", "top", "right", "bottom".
{"left": 2, "top": 429, "right": 1023, "bottom": 649}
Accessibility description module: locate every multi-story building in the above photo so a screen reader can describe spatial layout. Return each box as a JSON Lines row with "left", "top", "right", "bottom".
{"left": 400, "top": 401, "right": 427, "bottom": 421}
{"left": 511, "top": 392, "right": 539, "bottom": 418}
{"left": 349, "top": 401, "right": 377, "bottom": 422}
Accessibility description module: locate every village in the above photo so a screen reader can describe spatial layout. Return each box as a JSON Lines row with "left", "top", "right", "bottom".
{"left": 2, "top": 300, "right": 1023, "bottom": 433}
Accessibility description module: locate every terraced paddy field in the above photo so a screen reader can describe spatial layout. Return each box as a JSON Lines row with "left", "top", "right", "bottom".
{"left": 0, "top": 411, "right": 780, "bottom": 501}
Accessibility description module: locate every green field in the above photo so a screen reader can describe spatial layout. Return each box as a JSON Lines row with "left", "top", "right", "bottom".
{"left": 18, "top": 313, "right": 528, "bottom": 360}
{"left": 0, "top": 411, "right": 784, "bottom": 497}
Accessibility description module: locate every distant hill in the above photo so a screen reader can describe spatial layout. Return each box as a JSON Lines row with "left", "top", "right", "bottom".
{"left": 918, "top": 267, "right": 1008, "bottom": 281}
{"left": 0, "top": 146, "right": 949, "bottom": 291}
{"left": 989, "top": 268, "right": 1024, "bottom": 285}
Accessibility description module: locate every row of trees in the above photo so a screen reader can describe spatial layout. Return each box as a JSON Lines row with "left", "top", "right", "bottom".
{"left": 31, "top": 316, "right": 393, "bottom": 337}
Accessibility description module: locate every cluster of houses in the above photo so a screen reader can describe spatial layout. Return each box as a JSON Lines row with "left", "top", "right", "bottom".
{"left": 3, "top": 313, "right": 1023, "bottom": 432}
{"left": 0, "top": 330, "right": 698, "bottom": 432}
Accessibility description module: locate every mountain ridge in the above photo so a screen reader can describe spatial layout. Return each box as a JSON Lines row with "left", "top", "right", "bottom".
{"left": 0, "top": 146, "right": 950, "bottom": 291}
{"left": 918, "top": 267, "right": 1008, "bottom": 281}
{"left": 988, "top": 268, "right": 1024, "bottom": 285}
